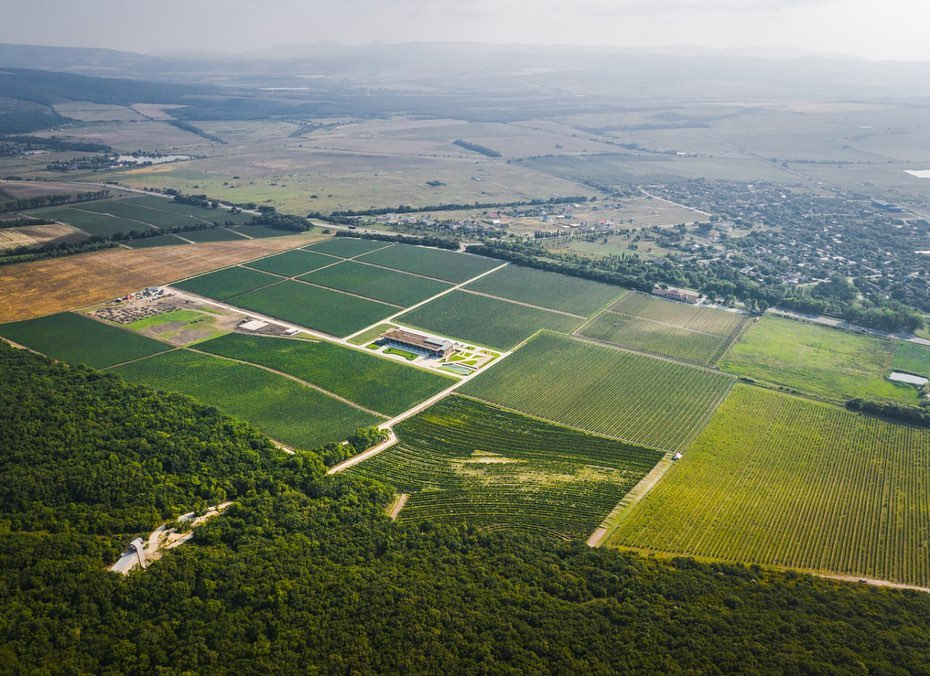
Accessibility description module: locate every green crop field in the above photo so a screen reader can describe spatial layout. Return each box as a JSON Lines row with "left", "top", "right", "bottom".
{"left": 172, "top": 266, "right": 281, "bottom": 300}
{"left": 126, "top": 234, "right": 189, "bottom": 248}
{"left": 177, "top": 228, "right": 249, "bottom": 243}
{"left": 462, "top": 331, "right": 734, "bottom": 450}
{"left": 721, "top": 315, "right": 918, "bottom": 403}
{"left": 232, "top": 280, "right": 396, "bottom": 336}
{"left": 891, "top": 342, "right": 930, "bottom": 378}
{"left": 300, "top": 260, "right": 452, "bottom": 307}
{"left": 304, "top": 237, "right": 391, "bottom": 258}
{"left": 0, "top": 312, "right": 169, "bottom": 368}
{"left": 608, "top": 385, "right": 930, "bottom": 588}
{"left": 195, "top": 333, "right": 453, "bottom": 416}
{"left": 578, "top": 311, "right": 731, "bottom": 365}
{"left": 350, "top": 395, "right": 663, "bottom": 539}
{"left": 465, "top": 265, "right": 623, "bottom": 316}
{"left": 29, "top": 206, "right": 156, "bottom": 237}
{"left": 119, "top": 195, "right": 255, "bottom": 225}
{"left": 356, "top": 243, "right": 501, "bottom": 282}
{"left": 609, "top": 292, "right": 749, "bottom": 337}
{"left": 244, "top": 249, "right": 337, "bottom": 277}
{"left": 397, "top": 291, "right": 584, "bottom": 350}
{"left": 77, "top": 199, "right": 209, "bottom": 229}
{"left": 114, "top": 349, "right": 381, "bottom": 449}
{"left": 233, "top": 225, "right": 292, "bottom": 239}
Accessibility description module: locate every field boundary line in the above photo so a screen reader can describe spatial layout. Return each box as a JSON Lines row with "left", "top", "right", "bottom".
{"left": 105, "top": 346, "right": 180, "bottom": 370}
{"left": 569, "top": 332, "right": 734, "bottom": 376}
{"left": 457, "top": 288, "right": 586, "bottom": 319}
{"left": 599, "top": 307, "right": 739, "bottom": 340}
{"left": 328, "top": 430, "right": 398, "bottom": 474}
{"left": 590, "top": 454, "right": 675, "bottom": 548}
{"left": 300, "top": 241, "right": 395, "bottom": 262}
{"left": 712, "top": 313, "right": 754, "bottom": 365}
{"left": 350, "top": 254, "right": 489, "bottom": 285}
{"left": 186, "top": 347, "right": 390, "bottom": 419}
{"left": 67, "top": 205, "right": 164, "bottom": 232}
{"left": 242, "top": 251, "right": 347, "bottom": 278}
{"left": 572, "top": 290, "right": 631, "bottom": 335}
{"left": 289, "top": 277, "right": 404, "bottom": 309}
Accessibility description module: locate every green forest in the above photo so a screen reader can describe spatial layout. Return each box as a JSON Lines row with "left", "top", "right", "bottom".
{"left": 3, "top": 342, "right": 930, "bottom": 672}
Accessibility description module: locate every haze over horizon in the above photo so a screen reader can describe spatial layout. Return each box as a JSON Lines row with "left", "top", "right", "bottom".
{"left": 1, "top": 0, "right": 928, "bottom": 63}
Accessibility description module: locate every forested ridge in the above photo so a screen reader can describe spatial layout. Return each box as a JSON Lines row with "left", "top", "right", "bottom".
{"left": 2, "top": 342, "right": 930, "bottom": 673}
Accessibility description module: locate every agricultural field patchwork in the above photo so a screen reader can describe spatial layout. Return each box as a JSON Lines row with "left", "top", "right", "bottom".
{"left": 608, "top": 385, "right": 930, "bottom": 588}
{"left": 578, "top": 311, "right": 733, "bottom": 365}
{"left": 461, "top": 331, "right": 734, "bottom": 450}
{"left": 244, "top": 249, "right": 337, "bottom": 277}
{"left": 465, "top": 265, "right": 624, "bottom": 316}
{"left": 397, "top": 290, "right": 584, "bottom": 350}
{"left": 231, "top": 280, "right": 396, "bottom": 336}
{"left": 195, "top": 333, "right": 453, "bottom": 416}
{"left": 356, "top": 243, "right": 501, "bottom": 282}
{"left": 350, "top": 395, "right": 663, "bottom": 539}
{"left": 609, "top": 292, "right": 748, "bottom": 334}
{"left": 300, "top": 260, "right": 452, "bottom": 307}
{"left": 113, "top": 348, "right": 381, "bottom": 449}
{"left": 29, "top": 206, "right": 156, "bottom": 238}
{"left": 0, "top": 312, "right": 170, "bottom": 368}
{"left": 172, "top": 266, "right": 281, "bottom": 300}
{"left": 175, "top": 228, "right": 248, "bottom": 243}
{"left": 303, "top": 237, "right": 391, "bottom": 258}
{"left": 721, "top": 315, "right": 919, "bottom": 403}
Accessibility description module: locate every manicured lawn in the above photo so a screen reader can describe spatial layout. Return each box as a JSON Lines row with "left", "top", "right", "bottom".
{"left": 397, "top": 290, "right": 583, "bottom": 350}
{"left": 0, "top": 312, "right": 170, "bottom": 368}
{"left": 114, "top": 349, "right": 381, "bottom": 449}
{"left": 299, "top": 260, "right": 451, "bottom": 306}
{"left": 195, "top": 332, "right": 453, "bottom": 416}
{"left": 172, "top": 266, "right": 281, "bottom": 300}
{"left": 720, "top": 315, "right": 918, "bottom": 403}
{"left": 231, "top": 280, "right": 396, "bottom": 337}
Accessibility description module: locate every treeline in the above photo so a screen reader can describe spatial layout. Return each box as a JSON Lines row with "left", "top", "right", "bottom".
{"left": 0, "top": 237, "right": 118, "bottom": 267}
{"left": 167, "top": 119, "right": 225, "bottom": 144}
{"left": 4, "top": 343, "right": 930, "bottom": 672}
{"left": 0, "top": 216, "right": 54, "bottom": 229}
{"left": 335, "top": 230, "right": 460, "bottom": 251}
{"left": 847, "top": 398, "right": 930, "bottom": 428}
{"left": 453, "top": 139, "right": 502, "bottom": 157}
{"left": 470, "top": 241, "right": 924, "bottom": 333}
{"left": 251, "top": 206, "right": 312, "bottom": 232}
{"left": 467, "top": 242, "right": 654, "bottom": 292}
{"left": 0, "top": 134, "right": 112, "bottom": 156}
{"left": 317, "top": 427, "right": 390, "bottom": 466}
{"left": 311, "top": 195, "right": 588, "bottom": 222}
{"left": 0, "top": 189, "right": 110, "bottom": 213}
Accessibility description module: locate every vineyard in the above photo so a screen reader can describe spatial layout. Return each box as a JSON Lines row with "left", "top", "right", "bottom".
{"left": 349, "top": 395, "right": 663, "bottom": 539}
{"left": 304, "top": 237, "right": 390, "bottom": 258}
{"left": 172, "top": 266, "right": 280, "bottom": 300}
{"left": 301, "top": 260, "right": 452, "bottom": 307}
{"left": 608, "top": 385, "right": 930, "bottom": 588}
{"left": 578, "top": 311, "right": 732, "bottom": 365}
{"left": 464, "top": 265, "right": 623, "bottom": 316}
{"left": 195, "top": 333, "right": 453, "bottom": 416}
{"left": 397, "top": 291, "right": 583, "bottom": 350}
{"left": 29, "top": 206, "right": 155, "bottom": 238}
{"left": 114, "top": 348, "right": 381, "bottom": 449}
{"left": 0, "top": 312, "right": 169, "bottom": 368}
{"left": 244, "top": 249, "right": 336, "bottom": 277}
{"left": 608, "top": 293, "right": 748, "bottom": 337}
{"left": 356, "top": 243, "right": 500, "bottom": 283}
{"left": 232, "top": 279, "right": 397, "bottom": 336}
{"left": 461, "top": 331, "right": 734, "bottom": 450}
{"left": 721, "top": 315, "right": 919, "bottom": 403}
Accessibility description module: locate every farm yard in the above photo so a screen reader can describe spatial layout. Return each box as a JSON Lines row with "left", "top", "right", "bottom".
{"left": 355, "top": 243, "right": 501, "bottom": 283}
{"left": 0, "top": 312, "right": 170, "bottom": 368}
{"left": 113, "top": 348, "right": 382, "bottom": 449}
{"left": 195, "top": 333, "right": 454, "bottom": 416}
{"left": 349, "top": 395, "right": 663, "bottom": 539}
{"left": 608, "top": 385, "right": 930, "bottom": 588}
{"left": 461, "top": 331, "right": 734, "bottom": 450}
{"left": 231, "top": 280, "right": 397, "bottom": 337}
{"left": 464, "top": 265, "right": 624, "bottom": 316}
{"left": 720, "top": 315, "right": 924, "bottom": 403}
{"left": 397, "top": 290, "right": 584, "bottom": 351}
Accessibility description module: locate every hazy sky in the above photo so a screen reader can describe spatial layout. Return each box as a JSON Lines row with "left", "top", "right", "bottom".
{"left": 1, "top": 0, "right": 928, "bottom": 61}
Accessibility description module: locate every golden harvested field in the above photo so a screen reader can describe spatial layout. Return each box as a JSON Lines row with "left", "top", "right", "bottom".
{"left": 0, "top": 231, "right": 322, "bottom": 322}
{"left": 0, "top": 223, "right": 86, "bottom": 251}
